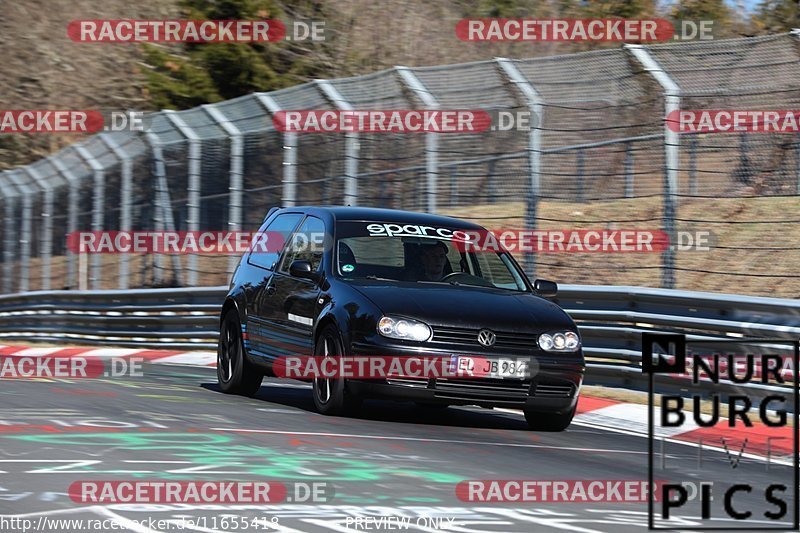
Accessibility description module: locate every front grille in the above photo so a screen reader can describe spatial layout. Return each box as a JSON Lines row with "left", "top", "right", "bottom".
{"left": 386, "top": 377, "right": 429, "bottom": 388}
{"left": 532, "top": 382, "right": 574, "bottom": 398}
{"left": 430, "top": 377, "right": 575, "bottom": 403}
{"left": 434, "top": 377, "right": 531, "bottom": 402}
{"left": 431, "top": 326, "right": 538, "bottom": 351}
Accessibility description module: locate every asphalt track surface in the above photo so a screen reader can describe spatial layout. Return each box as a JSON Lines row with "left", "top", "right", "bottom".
{"left": 0, "top": 361, "right": 796, "bottom": 532}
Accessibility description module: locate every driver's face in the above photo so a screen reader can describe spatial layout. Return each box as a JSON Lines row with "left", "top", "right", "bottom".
{"left": 420, "top": 247, "right": 447, "bottom": 277}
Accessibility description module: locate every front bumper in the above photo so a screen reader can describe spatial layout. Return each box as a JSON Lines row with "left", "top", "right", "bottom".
{"left": 348, "top": 340, "right": 585, "bottom": 412}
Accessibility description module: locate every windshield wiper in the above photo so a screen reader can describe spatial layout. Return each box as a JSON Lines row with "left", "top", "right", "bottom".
{"left": 363, "top": 275, "right": 397, "bottom": 282}
{"left": 416, "top": 280, "right": 461, "bottom": 286}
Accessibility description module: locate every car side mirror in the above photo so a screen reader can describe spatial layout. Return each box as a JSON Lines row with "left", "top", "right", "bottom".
{"left": 534, "top": 279, "right": 558, "bottom": 298}
{"left": 289, "top": 260, "right": 317, "bottom": 281}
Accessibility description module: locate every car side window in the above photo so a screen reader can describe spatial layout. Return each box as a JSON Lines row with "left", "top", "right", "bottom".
{"left": 279, "top": 216, "right": 326, "bottom": 274}
{"left": 247, "top": 213, "right": 303, "bottom": 271}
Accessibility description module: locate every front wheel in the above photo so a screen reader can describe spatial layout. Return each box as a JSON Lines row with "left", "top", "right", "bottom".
{"left": 312, "top": 325, "right": 362, "bottom": 416}
{"left": 523, "top": 405, "right": 576, "bottom": 432}
{"left": 217, "top": 310, "right": 263, "bottom": 396}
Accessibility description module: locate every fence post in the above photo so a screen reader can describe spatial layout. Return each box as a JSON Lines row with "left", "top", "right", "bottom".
{"left": 449, "top": 166, "right": 458, "bottom": 207}
{"left": 496, "top": 58, "right": 544, "bottom": 280}
{"left": 50, "top": 156, "right": 83, "bottom": 290}
{"left": 164, "top": 112, "right": 202, "bottom": 287}
{"left": 26, "top": 167, "right": 52, "bottom": 291}
{"left": 315, "top": 80, "right": 359, "bottom": 206}
{"left": 626, "top": 44, "right": 681, "bottom": 290}
{"left": 796, "top": 133, "right": 800, "bottom": 195}
{"left": 99, "top": 134, "right": 134, "bottom": 290}
{"left": 145, "top": 132, "right": 171, "bottom": 286}
{"left": 0, "top": 172, "right": 19, "bottom": 294}
{"left": 257, "top": 94, "right": 297, "bottom": 207}
{"left": 396, "top": 66, "right": 439, "bottom": 214}
{"left": 624, "top": 141, "right": 634, "bottom": 198}
{"left": 688, "top": 136, "right": 698, "bottom": 195}
{"left": 486, "top": 160, "right": 497, "bottom": 203}
{"left": 576, "top": 149, "right": 585, "bottom": 202}
{"left": 74, "top": 145, "right": 106, "bottom": 290}
{"left": 5, "top": 171, "right": 34, "bottom": 293}
{"left": 204, "top": 104, "right": 244, "bottom": 278}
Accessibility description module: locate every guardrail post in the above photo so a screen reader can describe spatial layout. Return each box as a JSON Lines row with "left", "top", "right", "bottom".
{"left": 50, "top": 156, "right": 82, "bottom": 290}
{"left": 257, "top": 94, "right": 297, "bottom": 207}
{"left": 164, "top": 112, "right": 202, "bottom": 287}
{"left": 26, "top": 167, "right": 52, "bottom": 290}
{"left": 497, "top": 58, "right": 544, "bottom": 279}
{"left": 74, "top": 145, "right": 106, "bottom": 290}
{"left": 626, "top": 44, "right": 681, "bottom": 290}
{"left": 203, "top": 104, "right": 244, "bottom": 277}
{"left": 624, "top": 141, "right": 634, "bottom": 198}
{"left": 396, "top": 66, "right": 439, "bottom": 214}
{"left": 315, "top": 80, "right": 359, "bottom": 206}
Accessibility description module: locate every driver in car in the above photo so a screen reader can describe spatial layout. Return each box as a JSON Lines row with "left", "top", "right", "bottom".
{"left": 416, "top": 241, "right": 449, "bottom": 281}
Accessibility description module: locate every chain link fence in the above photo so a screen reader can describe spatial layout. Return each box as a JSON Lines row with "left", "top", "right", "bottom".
{"left": 3, "top": 33, "right": 800, "bottom": 297}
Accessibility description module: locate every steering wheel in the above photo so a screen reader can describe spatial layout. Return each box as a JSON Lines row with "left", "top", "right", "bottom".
{"left": 439, "top": 272, "right": 494, "bottom": 287}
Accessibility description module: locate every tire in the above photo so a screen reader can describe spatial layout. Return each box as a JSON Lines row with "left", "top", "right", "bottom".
{"left": 217, "top": 310, "right": 263, "bottom": 396}
{"left": 523, "top": 405, "right": 576, "bottom": 432}
{"left": 312, "top": 325, "right": 362, "bottom": 416}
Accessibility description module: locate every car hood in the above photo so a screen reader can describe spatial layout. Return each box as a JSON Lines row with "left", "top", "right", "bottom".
{"left": 347, "top": 280, "right": 575, "bottom": 332}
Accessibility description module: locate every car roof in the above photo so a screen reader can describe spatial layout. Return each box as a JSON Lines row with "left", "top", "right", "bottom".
{"left": 288, "top": 206, "right": 484, "bottom": 230}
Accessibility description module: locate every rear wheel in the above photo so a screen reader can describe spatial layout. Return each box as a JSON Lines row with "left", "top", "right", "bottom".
{"left": 312, "top": 325, "right": 362, "bottom": 415}
{"left": 217, "top": 310, "right": 263, "bottom": 396}
{"left": 523, "top": 405, "right": 576, "bottom": 432}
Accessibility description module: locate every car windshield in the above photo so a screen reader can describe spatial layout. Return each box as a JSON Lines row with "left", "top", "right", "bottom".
{"left": 335, "top": 221, "right": 529, "bottom": 292}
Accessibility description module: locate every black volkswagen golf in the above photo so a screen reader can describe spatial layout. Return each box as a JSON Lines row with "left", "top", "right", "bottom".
{"left": 218, "top": 206, "right": 585, "bottom": 431}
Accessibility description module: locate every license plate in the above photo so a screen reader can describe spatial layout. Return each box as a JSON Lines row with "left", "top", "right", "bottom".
{"left": 451, "top": 355, "right": 529, "bottom": 379}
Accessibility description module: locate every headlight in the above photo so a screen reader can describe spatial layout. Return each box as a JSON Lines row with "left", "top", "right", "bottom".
{"left": 377, "top": 316, "right": 432, "bottom": 342}
{"left": 538, "top": 331, "right": 580, "bottom": 352}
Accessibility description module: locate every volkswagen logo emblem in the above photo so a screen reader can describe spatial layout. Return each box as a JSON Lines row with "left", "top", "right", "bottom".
{"left": 477, "top": 329, "right": 496, "bottom": 347}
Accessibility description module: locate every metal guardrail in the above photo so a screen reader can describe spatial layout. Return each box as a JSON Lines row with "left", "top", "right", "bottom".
{"left": 0, "top": 286, "right": 224, "bottom": 349}
{"left": 2, "top": 284, "right": 798, "bottom": 396}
